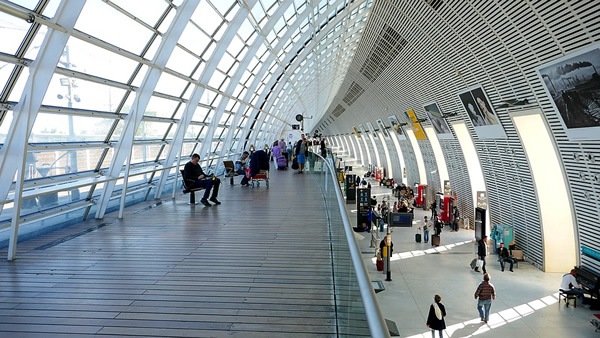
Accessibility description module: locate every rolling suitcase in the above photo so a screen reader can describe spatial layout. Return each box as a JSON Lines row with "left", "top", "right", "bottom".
{"left": 415, "top": 233, "right": 421, "bottom": 243}
{"left": 376, "top": 259, "right": 384, "bottom": 271}
{"left": 431, "top": 234, "right": 440, "bottom": 246}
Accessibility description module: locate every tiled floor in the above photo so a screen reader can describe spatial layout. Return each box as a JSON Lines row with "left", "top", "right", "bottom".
{"left": 344, "top": 161, "right": 599, "bottom": 337}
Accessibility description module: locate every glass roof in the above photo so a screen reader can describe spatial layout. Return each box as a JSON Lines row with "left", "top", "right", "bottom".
{"left": 0, "top": 0, "right": 372, "bottom": 231}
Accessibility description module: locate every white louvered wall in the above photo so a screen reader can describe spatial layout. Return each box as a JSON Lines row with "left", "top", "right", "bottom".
{"left": 318, "top": 0, "right": 600, "bottom": 273}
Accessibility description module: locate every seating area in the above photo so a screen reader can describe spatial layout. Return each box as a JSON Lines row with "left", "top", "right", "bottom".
{"left": 510, "top": 249, "right": 524, "bottom": 269}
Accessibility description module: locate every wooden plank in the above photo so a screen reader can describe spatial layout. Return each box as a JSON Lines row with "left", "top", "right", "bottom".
{"left": 0, "top": 170, "right": 338, "bottom": 336}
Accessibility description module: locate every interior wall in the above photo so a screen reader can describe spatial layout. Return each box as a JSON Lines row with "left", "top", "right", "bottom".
{"left": 320, "top": 0, "right": 600, "bottom": 273}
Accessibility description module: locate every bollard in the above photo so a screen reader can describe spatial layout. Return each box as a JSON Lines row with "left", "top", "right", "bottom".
{"left": 382, "top": 246, "right": 388, "bottom": 274}
{"left": 385, "top": 231, "right": 392, "bottom": 281}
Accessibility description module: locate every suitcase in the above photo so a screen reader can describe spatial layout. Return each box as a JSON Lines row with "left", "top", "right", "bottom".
{"left": 431, "top": 234, "right": 440, "bottom": 246}
{"left": 376, "top": 259, "right": 384, "bottom": 271}
{"left": 415, "top": 233, "right": 421, "bottom": 243}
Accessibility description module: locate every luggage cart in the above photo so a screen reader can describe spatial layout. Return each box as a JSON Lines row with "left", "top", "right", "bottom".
{"left": 246, "top": 168, "right": 269, "bottom": 188}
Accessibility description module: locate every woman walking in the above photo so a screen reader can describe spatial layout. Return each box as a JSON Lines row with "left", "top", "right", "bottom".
{"left": 426, "top": 294, "right": 446, "bottom": 338}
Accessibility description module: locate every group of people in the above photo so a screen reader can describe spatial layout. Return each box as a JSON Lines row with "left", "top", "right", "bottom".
{"left": 290, "top": 133, "right": 327, "bottom": 173}
{"left": 474, "top": 236, "right": 514, "bottom": 274}
{"left": 421, "top": 215, "right": 443, "bottom": 244}
{"left": 430, "top": 201, "right": 460, "bottom": 232}
{"left": 182, "top": 134, "right": 327, "bottom": 205}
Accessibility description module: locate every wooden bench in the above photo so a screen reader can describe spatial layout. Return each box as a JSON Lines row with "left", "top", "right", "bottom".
{"left": 180, "top": 170, "right": 204, "bottom": 204}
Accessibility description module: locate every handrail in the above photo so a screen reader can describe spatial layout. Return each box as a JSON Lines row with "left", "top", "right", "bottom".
{"left": 310, "top": 150, "right": 391, "bottom": 338}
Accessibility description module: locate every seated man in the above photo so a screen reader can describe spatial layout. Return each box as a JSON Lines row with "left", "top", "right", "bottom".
{"left": 183, "top": 153, "right": 221, "bottom": 206}
{"left": 235, "top": 151, "right": 250, "bottom": 186}
{"left": 497, "top": 243, "right": 514, "bottom": 272}
{"left": 560, "top": 268, "right": 586, "bottom": 303}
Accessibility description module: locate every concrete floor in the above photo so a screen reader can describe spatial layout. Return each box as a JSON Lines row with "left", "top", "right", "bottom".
{"left": 345, "top": 168, "right": 598, "bottom": 338}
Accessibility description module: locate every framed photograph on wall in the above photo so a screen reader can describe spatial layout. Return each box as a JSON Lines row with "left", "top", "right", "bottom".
{"left": 536, "top": 43, "right": 600, "bottom": 140}
{"left": 423, "top": 101, "right": 452, "bottom": 138}
{"left": 376, "top": 119, "right": 390, "bottom": 139}
{"left": 353, "top": 126, "right": 361, "bottom": 139}
{"left": 358, "top": 124, "right": 366, "bottom": 134}
{"left": 388, "top": 115, "right": 407, "bottom": 140}
{"left": 458, "top": 85, "right": 506, "bottom": 139}
{"left": 388, "top": 115, "right": 404, "bottom": 135}
{"left": 366, "top": 121, "right": 377, "bottom": 138}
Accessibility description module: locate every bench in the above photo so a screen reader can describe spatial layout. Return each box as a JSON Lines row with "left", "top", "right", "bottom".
{"left": 558, "top": 289, "right": 578, "bottom": 308}
{"left": 510, "top": 249, "right": 524, "bottom": 269}
{"left": 180, "top": 170, "right": 204, "bottom": 204}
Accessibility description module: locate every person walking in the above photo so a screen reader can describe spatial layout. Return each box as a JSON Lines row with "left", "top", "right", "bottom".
{"left": 476, "top": 236, "right": 489, "bottom": 274}
{"left": 294, "top": 134, "right": 308, "bottom": 173}
{"left": 426, "top": 294, "right": 446, "bottom": 338}
{"left": 474, "top": 273, "right": 495, "bottom": 323}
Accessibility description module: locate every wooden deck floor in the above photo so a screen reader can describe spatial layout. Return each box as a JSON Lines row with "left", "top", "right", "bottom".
{"left": 0, "top": 167, "right": 340, "bottom": 337}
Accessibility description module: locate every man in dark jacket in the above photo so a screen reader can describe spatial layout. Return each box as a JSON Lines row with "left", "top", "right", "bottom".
{"left": 476, "top": 236, "right": 488, "bottom": 273}
{"left": 183, "top": 153, "right": 221, "bottom": 206}
{"left": 294, "top": 134, "right": 308, "bottom": 173}
{"left": 497, "top": 242, "right": 514, "bottom": 272}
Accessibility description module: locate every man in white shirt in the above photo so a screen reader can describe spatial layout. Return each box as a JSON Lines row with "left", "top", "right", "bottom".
{"left": 560, "top": 269, "right": 586, "bottom": 303}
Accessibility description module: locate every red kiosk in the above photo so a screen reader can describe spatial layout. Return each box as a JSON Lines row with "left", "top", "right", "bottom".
{"left": 438, "top": 195, "right": 455, "bottom": 224}
{"left": 415, "top": 184, "right": 428, "bottom": 207}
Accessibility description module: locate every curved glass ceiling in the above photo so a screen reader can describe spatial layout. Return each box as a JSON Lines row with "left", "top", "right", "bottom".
{"left": 0, "top": 0, "right": 372, "bottom": 237}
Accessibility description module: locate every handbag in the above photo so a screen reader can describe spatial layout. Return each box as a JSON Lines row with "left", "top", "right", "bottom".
{"left": 291, "top": 156, "right": 299, "bottom": 170}
{"left": 476, "top": 259, "right": 483, "bottom": 268}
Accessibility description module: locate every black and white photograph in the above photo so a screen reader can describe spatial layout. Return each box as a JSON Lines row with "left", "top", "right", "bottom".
{"left": 458, "top": 86, "right": 499, "bottom": 126}
{"left": 423, "top": 102, "right": 452, "bottom": 135}
{"left": 377, "top": 119, "right": 390, "bottom": 138}
{"left": 537, "top": 44, "right": 600, "bottom": 140}
{"left": 458, "top": 85, "right": 506, "bottom": 139}
{"left": 388, "top": 115, "right": 404, "bottom": 135}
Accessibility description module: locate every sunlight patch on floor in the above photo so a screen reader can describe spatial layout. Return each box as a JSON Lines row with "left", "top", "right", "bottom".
{"left": 370, "top": 240, "right": 474, "bottom": 264}
{"left": 404, "top": 293, "right": 560, "bottom": 338}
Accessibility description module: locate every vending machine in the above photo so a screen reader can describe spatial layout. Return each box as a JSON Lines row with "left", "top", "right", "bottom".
{"left": 439, "top": 195, "right": 454, "bottom": 224}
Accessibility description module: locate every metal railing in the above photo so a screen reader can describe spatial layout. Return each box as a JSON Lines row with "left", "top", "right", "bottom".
{"left": 307, "top": 149, "right": 390, "bottom": 338}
